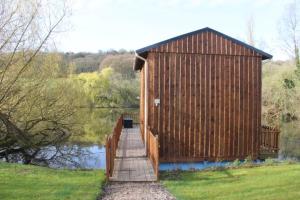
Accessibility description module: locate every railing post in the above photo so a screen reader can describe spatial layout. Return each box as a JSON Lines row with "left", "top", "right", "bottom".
{"left": 105, "top": 135, "right": 109, "bottom": 179}
{"left": 147, "top": 128, "right": 160, "bottom": 181}
{"left": 155, "top": 134, "right": 159, "bottom": 179}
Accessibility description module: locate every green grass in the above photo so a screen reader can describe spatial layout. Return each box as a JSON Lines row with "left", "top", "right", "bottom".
{"left": 161, "top": 164, "right": 300, "bottom": 200}
{"left": 0, "top": 162, "right": 106, "bottom": 200}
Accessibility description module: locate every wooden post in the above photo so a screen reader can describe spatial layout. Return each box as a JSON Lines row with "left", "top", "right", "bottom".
{"left": 105, "top": 135, "right": 110, "bottom": 180}
{"left": 155, "top": 134, "right": 159, "bottom": 179}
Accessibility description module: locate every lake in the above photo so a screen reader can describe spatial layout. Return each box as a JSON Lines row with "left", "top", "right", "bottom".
{"left": 47, "top": 145, "right": 106, "bottom": 169}
{"left": 51, "top": 108, "right": 135, "bottom": 169}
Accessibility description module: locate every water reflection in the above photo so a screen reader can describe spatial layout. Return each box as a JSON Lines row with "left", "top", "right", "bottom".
{"left": 47, "top": 145, "right": 106, "bottom": 169}
{"left": 57, "top": 108, "right": 137, "bottom": 169}
{"left": 79, "top": 145, "right": 106, "bottom": 169}
{"left": 74, "top": 108, "right": 138, "bottom": 144}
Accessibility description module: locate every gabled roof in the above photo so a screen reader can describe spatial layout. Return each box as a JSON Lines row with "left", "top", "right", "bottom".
{"left": 134, "top": 27, "right": 272, "bottom": 70}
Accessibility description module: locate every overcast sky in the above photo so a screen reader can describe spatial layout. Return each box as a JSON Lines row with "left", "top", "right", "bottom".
{"left": 57, "top": 0, "right": 294, "bottom": 60}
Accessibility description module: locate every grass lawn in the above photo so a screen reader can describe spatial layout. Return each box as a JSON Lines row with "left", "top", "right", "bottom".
{"left": 0, "top": 162, "right": 106, "bottom": 200}
{"left": 161, "top": 164, "right": 300, "bottom": 200}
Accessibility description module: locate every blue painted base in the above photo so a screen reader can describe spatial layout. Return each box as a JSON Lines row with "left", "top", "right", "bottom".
{"left": 159, "top": 160, "right": 264, "bottom": 171}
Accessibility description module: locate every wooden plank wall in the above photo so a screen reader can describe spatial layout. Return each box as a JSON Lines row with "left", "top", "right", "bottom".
{"left": 144, "top": 30, "right": 262, "bottom": 162}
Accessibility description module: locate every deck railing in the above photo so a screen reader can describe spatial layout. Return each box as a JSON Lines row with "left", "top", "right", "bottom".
{"left": 106, "top": 113, "right": 160, "bottom": 180}
{"left": 122, "top": 112, "right": 139, "bottom": 124}
{"left": 147, "top": 127, "right": 159, "bottom": 178}
{"left": 260, "top": 125, "right": 280, "bottom": 152}
{"left": 123, "top": 112, "right": 144, "bottom": 143}
{"left": 140, "top": 119, "right": 145, "bottom": 143}
{"left": 105, "top": 115, "right": 123, "bottom": 179}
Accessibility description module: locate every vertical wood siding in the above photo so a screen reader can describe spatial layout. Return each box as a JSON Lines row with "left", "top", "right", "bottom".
{"left": 143, "top": 30, "right": 262, "bottom": 162}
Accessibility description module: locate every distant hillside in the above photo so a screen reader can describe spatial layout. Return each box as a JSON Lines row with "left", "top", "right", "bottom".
{"left": 62, "top": 50, "right": 135, "bottom": 77}
{"left": 100, "top": 53, "right": 135, "bottom": 78}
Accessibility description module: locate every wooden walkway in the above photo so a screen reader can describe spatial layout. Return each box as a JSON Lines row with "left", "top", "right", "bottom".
{"left": 110, "top": 125, "right": 157, "bottom": 182}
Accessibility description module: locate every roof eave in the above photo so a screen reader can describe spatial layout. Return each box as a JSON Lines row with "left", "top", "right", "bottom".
{"left": 133, "top": 27, "right": 273, "bottom": 69}
{"left": 133, "top": 52, "right": 148, "bottom": 71}
{"left": 262, "top": 53, "right": 273, "bottom": 60}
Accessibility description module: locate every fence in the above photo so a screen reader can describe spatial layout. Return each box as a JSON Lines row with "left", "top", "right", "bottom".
{"left": 122, "top": 112, "right": 139, "bottom": 124}
{"left": 147, "top": 127, "right": 159, "bottom": 178}
{"left": 105, "top": 116, "right": 123, "bottom": 179}
{"left": 261, "top": 125, "right": 280, "bottom": 152}
{"left": 123, "top": 112, "right": 144, "bottom": 143}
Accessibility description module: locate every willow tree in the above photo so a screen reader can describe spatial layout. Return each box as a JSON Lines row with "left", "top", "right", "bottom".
{"left": 0, "top": 0, "right": 80, "bottom": 165}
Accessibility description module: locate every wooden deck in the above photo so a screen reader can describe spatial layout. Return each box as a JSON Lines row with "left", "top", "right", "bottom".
{"left": 110, "top": 125, "right": 157, "bottom": 182}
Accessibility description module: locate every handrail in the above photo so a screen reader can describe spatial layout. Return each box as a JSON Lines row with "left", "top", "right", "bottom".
{"left": 105, "top": 115, "right": 123, "bottom": 179}
{"left": 147, "top": 127, "right": 159, "bottom": 179}
{"left": 261, "top": 125, "right": 280, "bottom": 152}
{"left": 140, "top": 119, "right": 144, "bottom": 143}
{"left": 122, "top": 112, "right": 139, "bottom": 124}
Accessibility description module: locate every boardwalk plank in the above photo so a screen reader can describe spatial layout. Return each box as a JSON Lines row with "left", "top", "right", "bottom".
{"left": 110, "top": 125, "right": 157, "bottom": 182}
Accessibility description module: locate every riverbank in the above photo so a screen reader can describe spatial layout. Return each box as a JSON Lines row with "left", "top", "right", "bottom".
{"left": 0, "top": 162, "right": 106, "bottom": 200}
{"left": 1, "top": 161, "right": 300, "bottom": 200}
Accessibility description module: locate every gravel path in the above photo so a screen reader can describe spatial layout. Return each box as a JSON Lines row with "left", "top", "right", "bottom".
{"left": 99, "top": 182, "right": 176, "bottom": 200}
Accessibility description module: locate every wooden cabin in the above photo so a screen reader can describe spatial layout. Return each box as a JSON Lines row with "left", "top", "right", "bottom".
{"left": 133, "top": 27, "right": 275, "bottom": 163}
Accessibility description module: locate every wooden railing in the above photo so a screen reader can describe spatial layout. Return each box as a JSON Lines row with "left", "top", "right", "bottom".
{"left": 140, "top": 120, "right": 144, "bottom": 143}
{"left": 122, "top": 112, "right": 139, "bottom": 124}
{"left": 260, "top": 125, "right": 280, "bottom": 152}
{"left": 105, "top": 116, "right": 123, "bottom": 179}
{"left": 147, "top": 127, "right": 159, "bottom": 178}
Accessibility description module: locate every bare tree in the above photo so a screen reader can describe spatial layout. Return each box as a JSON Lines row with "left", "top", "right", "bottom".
{"left": 246, "top": 15, "right": 255, "bottom": 46}
{"left": 279, "top": 0, "right": 300, "bottom": 71}
{"left": 0, "top": 0, "right": 80, "bottom": 165}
